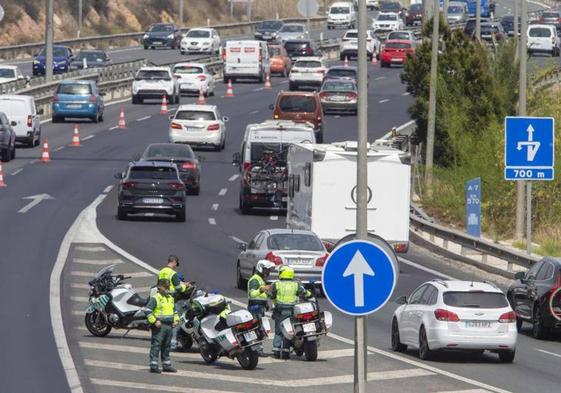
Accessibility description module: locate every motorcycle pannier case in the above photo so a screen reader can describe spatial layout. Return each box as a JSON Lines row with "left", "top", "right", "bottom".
{"left": 226, "top": 309, "right": 253, "bottom": 327}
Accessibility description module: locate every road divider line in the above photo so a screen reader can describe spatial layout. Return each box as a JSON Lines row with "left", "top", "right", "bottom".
{"left": 229, "top": 235, "right": 245, "bottom": 244}
{"left": 53, "top": 146, "right": 65, "bottom": 152}
{"left": 402, "top": 92, "right": 411, "bottom": 96}
{"left": 82, "top": 135, "right": 95, "bottom": 141}
{"left": 209, "top": 218, "right": 216, "bottom": 225}
{"left": 72, "top": 258, "right": 124, "bottom": 265}
{"left": 270, "top": 216, "right": 279, "bottom": 221}
{"left": 211, "top": 203, "right": 219, "bottom": 211}
{"left": 249, "top": 110, "right": 260, "bottom": 115}
{"left": 375, "top": 76, "right": 385, "bottom": 80}
{"left": 218, "top": 188, "right": 228, "bottom": 196}
{"left": 75, "top": 246, "right": 105, "bottom": 252}
{"left": 228, "top": 174, "right": 239, "bottom": 182}
{"left": 253, "top": 87, "right": 264, "bottom": 92}
{"left": 10, "top": 168, "right": 23, "bottom": 176}
{"left": 90, "top": 378, "right": 239, "bottom": 393}
{"left": 379, "top": 99, "right": 390, "bottom": 103}
{"left": 536, "top": 348, "right": 561, "bottom": 359}
{"left": 136, "top": 115, "right": 152, "bottom": 121}
{"left": 71, "top": 271, "right": 152, "bottom": 278}
{"left": 109, "top": 126, "right": 118, "bottom": 130}
{"left": 103, "top": 185, "right": 113, "bottom": 194}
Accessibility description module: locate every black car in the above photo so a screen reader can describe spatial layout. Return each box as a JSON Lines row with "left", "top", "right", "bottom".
{"left": 116, "top": 161, "right": 186, "bottom": 221}
{"left": 141, "top": 143, "right": 201, "bottom": 195}
{"left": 142, "top": 23, "right": 182, "bottom": 49}
{"left": 500, "top": 15, "right": 521, "bottom": 37}
{"left": 476, "top": 22, "right": 505, "bottom": 43}
{"left": 379, "top": 1, "right": 405, "bottom": 18}
{"left": 507, "top": 257, "right": 561, "bottom": 339}
{"left": 0, "top": 112, "right": 16, "bottom": 162}
{"left": 254, "top": 20, "right": 284, "bottom": 41}
{"left": 464, "top": 17, "right": 490, "bottom": 37}
{"left": 69, "top": 50, "right": 111, "bottom": 70}
{"left": 283, "top": 40, "right": 319, "bottom": 60}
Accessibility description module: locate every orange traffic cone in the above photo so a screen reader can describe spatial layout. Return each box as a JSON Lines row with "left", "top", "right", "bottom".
{"left": 226, "top": 80, "right": 234, "bottom": 97}
{"left": 118, "top": 106, "right": 127, "bottom": 129}
{"left": 160, "top": 95, "right": 169, "bottom": 115}
{"left": 344, "top": 56, "right": 349, "bottom": 67}
{"left": 70, "top": 124, "right": 81, "bottom": 147}
{"left": 197, "top": 87, "right": 206, "bottom": 105}
{"left": 40, "top": 138, "right": 51, "bottom": 163}
{"left": 0, "top": 162, "right": 6, "bottom": 188}
{"left": 264, "top": 73, "right": 272, "bottom": 89}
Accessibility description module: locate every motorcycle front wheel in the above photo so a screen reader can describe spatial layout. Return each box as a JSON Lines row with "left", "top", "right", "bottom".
{"left": 84, "top": 311, "right": 112, "bottom": 337}
{"left": 304, "top": 340, "right": 318, "bottom": 361}
{"left": 176, "top": 330, "right": 194, "bottom": 351}
{"left": 237, "top": 349, "right": 259, "bottom": 370}
{"left": 199, "top": 340, "right": 218, "bottom": 364}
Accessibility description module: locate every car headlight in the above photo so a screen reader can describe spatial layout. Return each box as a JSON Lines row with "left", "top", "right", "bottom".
{"left": 33, "top": 60, "right": 40, "bottom": 65}
{"left": 202, "top": 41, "right": 211, "bottom": 46}
{"left": 167, "top": 34, "right": 174, "bottom": 39}
{"left": 143, "top": 34, "right": 149, "bottom": 39}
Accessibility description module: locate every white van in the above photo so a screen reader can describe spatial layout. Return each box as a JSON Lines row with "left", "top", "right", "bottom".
{"left": 0, "top": 95, "right": 42, "bottom": 147}
{"left": 223, "top": 40, "right": 270, "bottom": 83}
{"left": 327, "top": 2, "right": 357, "bottom": 29}
{"left": 233, "top": 120, "right": 315, "bottom": 213}
{"left": 527, "top": 24, "right": 560, "bottom": 56}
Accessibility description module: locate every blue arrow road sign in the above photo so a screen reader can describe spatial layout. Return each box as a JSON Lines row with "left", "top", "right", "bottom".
{"left": 505, "top": 116, "right": 555, "bottom": 181}
{"left": 322, "top": 240, "right": 398, "bottom": 316}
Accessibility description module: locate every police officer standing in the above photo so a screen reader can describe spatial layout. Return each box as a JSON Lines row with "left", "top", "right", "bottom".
{"left": 247, "top": 260, "right": 275, "bottom": 318}
{"left": 269, "top": 266, "right": 311, "bottom": 359}
{"left": 159, "top": 255, "right": 187, "bottom": 299}
{"left": 146, "top": 279, "right": 179, "bottom": 373}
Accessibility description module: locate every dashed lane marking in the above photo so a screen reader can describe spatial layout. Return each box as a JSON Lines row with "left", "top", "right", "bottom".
{"left": 270, "top": 216, "right": 279, "bottom": 221}
{"left": 249, "top": 110, "right": 260, "bottom": 115}
{"left": 54, "top": 146, "right": 65, "bottom": 152}
{"left": 211, "top": 203, "right": 219, "bottom": 211}
{"left": 10, "top": 168, "right": 23, "bottom": 176}
{"left": 229, "top": 235, "right": 245, "bottom": 244}
{"left": 228, "top": 174, "right": 239, "bottom": 182}
{"left": 209, "top": 218, "right": 217, "bottom": 225}
{"left": 82, "top": 135, "right": 95, "bottom": 141}
{"left": 379, "top": 99, "right": 390, "bottom": 103}
{"left": 536, "top": 348, "right": 561, "bottom": 359}
{"left": 75, "top": 246, "right": 106, "bottom": 252}
{"left": 402, "top": 92, "right": 411, "bottom": 96}
{"left": 109, "top": 126, "right": 119, "bottom": 130}
{"left": 72, "top": 258, "right": 124, "bottom": 265}
{"left": 90, "top": 378, "right": 239, "bottom": 393}
{"left": 218, "top": 188, "right": 228, "bottom": 196}
{"left": 136, "top": 115, "right": 152, "bottom": 121}
{"left": 253, "top": 87, "right": 265, "bottom": 92}
{"left": 375, "top": 76, "right": 385, "bottom": 80}
{"left": 434, "top": 390, "right": 491, "bottom": 393}
{"left": 71, "top": 271, "right": 152, "bottom": 278}
{"left": 103, "top": 185, "right": 113, "bottom": 193}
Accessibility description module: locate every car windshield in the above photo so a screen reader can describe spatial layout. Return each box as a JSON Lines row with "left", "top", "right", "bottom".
{"left": 448, "top": 6, "right": 464, "bottom": 13}
{"left": 173, "top": 65, "right": 204, "bottom": 74}
{"left": 279, "top": 95, "right": 317, "bottom": 112}
{"left": 380, "top": 2, "right": 401, "bottom": 11}
{"left": 136, "top": 70, "right": 171, "bottom": 80}
{"left": 529, "top": 27, "right": 552, "bottom": 37}
{"left": 294, "top": 60, "right": 321, "bottom": 68}
{"left": 0, "top": 69, "right": 15, "bottom": 78}
{"left": 175, "top": 110, "right": 216, "bottom": 120}
{"left": 39, "top": 47, "right": 67, "bottom": 57}
{"left": 281, "top": 25, "right": 304, "bottom": 32}
{"left": 443, "top": 291, "right": 509, "bottom": 308}
{"left": 128, "top": 166, "right": 177, "bottom": 179}
{"left": 410, "top": 3, "right": 422, "bottom": 11}
{"left": 388, "top": 32, "right": 410, "bottom": 40}
{"left": 323, "top": 81, "right": 356, "bottom": 91}
{"left": 250, "top": 143, "right": 289, "bottom": 164}
{"left": 285, "top": 41, "right": 310, "bottom": 50}
{"left": 57, "top": 83, "right": 92, "bottom": 95}
{"left": 267, "top": 234, "right": 324, "bottom": 251}
{"left": 260, "top": 21, "right": 283, "bottom": 29}
{"left": 385, "top": 42, "right": 411, "bottom": 49}
{"left": 268, "top": 46, "right": 281, "bottom": 56}
{"left": 76, "top": 52, "right": 106, "bottom": 62}
{"left": 150, "top": 24, "right": 173, "bottom": 32}
{"left": 330, "top": 6, "right": 350, "bottom": 13}
{"left": 378, "top": 14, "right": 397, "bottom": 21}
{"left": 143, "top": 145, "right": 194, "bottom": 159}
{"left": 327, "top": 69, "right": 357, "bottom": 78}
{"left": 345, "top": 32, "right": 358, "bottom": 38}
{"left": 542, "top": 12, "right": 560, "bottom": 18}
{"left": 186, "top": 30, "right": 210, "bottom": 38}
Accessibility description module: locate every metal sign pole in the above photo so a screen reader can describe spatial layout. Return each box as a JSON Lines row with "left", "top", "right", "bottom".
{"left": 526, "top": 182, "right": 532, "bottom": 254}
{"left": 355, "top": 0, "right": 368, "bottom": 390}
{"left": 45, "top": 0, "right": 54, "bottom": 82}
{"left": 78, "top": 0, "right": 83, "bottom": 37}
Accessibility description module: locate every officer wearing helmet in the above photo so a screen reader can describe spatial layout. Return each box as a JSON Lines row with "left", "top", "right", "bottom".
{"left": 269, "top": 266, "right": 311, "bottom": 359}
{"left": 247, "top": 260, "right": 275, "bottom": 318}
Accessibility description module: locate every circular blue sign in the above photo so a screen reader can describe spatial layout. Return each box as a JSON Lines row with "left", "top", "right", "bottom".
{"left": 322, "top": 240, "right": 398, "bottom": 316}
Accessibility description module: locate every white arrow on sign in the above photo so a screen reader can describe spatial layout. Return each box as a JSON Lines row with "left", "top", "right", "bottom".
{"left": 343, "top": 251, "right": 375, "bottom": 307}
{"left": 18, "top": 194, "right": 54, "bottom": 213}
{"left": 516, "top": 124, "right": 540, "bottom": 162}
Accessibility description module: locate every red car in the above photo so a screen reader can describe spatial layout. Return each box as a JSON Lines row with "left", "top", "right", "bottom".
{"left": 380, "top": 39, "right": 415, "bottom": 68}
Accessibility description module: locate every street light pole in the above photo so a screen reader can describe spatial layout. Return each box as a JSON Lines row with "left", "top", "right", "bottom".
{"left": 355, "top": 0, "right": 369, "bottom": 390}
{"left": 476, "top": 0, "right": 481, "bottom": 40}
{"left": 179, "top": 0, "right": 184, "bottom": 27}
{"left": 247, "top": 0, "right": 252, "bottom": 21}
{"left": 424, "top": 0, "right": 440, "bottom": 186}
{"left": 45, "top": 0, "right": 54, "bottom": 82}
{"left": 78, "top": 0, "right": 83, "bottom": 37}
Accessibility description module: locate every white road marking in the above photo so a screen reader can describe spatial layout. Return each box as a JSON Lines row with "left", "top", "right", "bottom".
{"left": 82, "top": 135, "right": 95, "bottom": 141}
{"left": 253, "top": 87, "right": 265, "bottom": 92}
{"left": 211, "top": 203, "right": 219, "bottom": 211}
{"left": 280, "top": 80, "right": 289, "bottom": 84}
{"left": 144, "top": 213, "right": 155, "bottom": 217}
{"left": 136, "top": 115, "right": 151, "bottom": 121}
{"left": 536, "top": 348, "right": 561, "bottom": 359}
{"left": 249, "top": 110, "right": 260, "bottom": 114}
{"left": 30, "top": 159, "right": 39, "bottom": 164}
{"left": 229, "top": 235, "right": 245, "bottom": 244}
{"left": 10, "top": 168, "right": 23, "bottom": 176}
{"left": 53, "top": 146, "right": 65, "bottom": 152}
{"left": 335, "top": 115, "right": 341, "bottom": 118}
{"left": 208, "top": 218, "right": 216, "bottom": 225}
{"left": 76, "top": 326, "right": 150, "bottom": 337}
{"left": 228, "top": 174, "right": 239, "bottom": 182}
{"left": 103, "top": 185, "right": 113, "bottom": 193}
{"left": 75, "top": 246, "right": 105, "bottom": 252}
{"left": 71, "top": 296, "right": 89, "bottom": 303}
{"left": 375, "top": 76, "right": 385, "bottom": 80}
{"left": 398, "top": 256, "right": 456, "bottom": 280}
{"left": 90, "top": 378, "right": 238, "bottom": 393}
{"left": 402, "top": 92, "right": 411, "bottom": 96}
{"left": 218, "top": 188, "right": 228, "bottom": 196}
{"left": 109, "top": 126, "right": 118, "bottom": 130}
{"left": 379, "top": 99, "right": 390, "bottom": 103}
{"left": 71, "top": 271, "right": 152, "bottom": 278}
{"left": 18, "top": 194, "right": 54, "bottom": 213}
{"left": 220, "top": 95, "right": 225, "bottom": 98}
{"left": 72, "top": 258, "right": 123, "bottom": 265}
{"left": 70, "top": 283, "right": 90, "bottom": 289}
{"left": 434, "top": 390, "right": 491, "bottom": 393}
{"left": 270, "top": 215, "right": 279, "bottom": 221}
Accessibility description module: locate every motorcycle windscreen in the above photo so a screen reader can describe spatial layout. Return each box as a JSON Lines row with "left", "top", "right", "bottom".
{"left": 94, "top": 264, "right": 115, "bottom": 279}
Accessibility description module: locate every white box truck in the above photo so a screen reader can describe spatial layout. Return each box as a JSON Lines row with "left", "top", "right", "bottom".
{"left": 223, "top": 40, "right": 270, "bottom": 83}
{"left": 286, "top": 141, "right": 411, "bottom": 253}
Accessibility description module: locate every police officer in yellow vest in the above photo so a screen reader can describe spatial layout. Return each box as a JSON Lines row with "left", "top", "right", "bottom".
{"left": 158, "top": 255, "right": 187, "bottom": 299}
{"left": 270, "top": 266, "right": 311, "bottom": 359}
{"left": 247, "top": 260, "right": 275, "bottom": 318}
{"left": 146, "top": 279, "right": 179, "bottom": 373}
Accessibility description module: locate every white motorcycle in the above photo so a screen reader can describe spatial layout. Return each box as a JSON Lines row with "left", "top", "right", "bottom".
{"left": 280, "top": 294, "right": 333, "bottom": 361}
{"left": 186, "top": 292, "right": 272, "bottom": 370}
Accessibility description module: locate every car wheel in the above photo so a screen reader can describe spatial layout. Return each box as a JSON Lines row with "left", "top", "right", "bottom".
{"left": 532, "top": 305, "right": 550, "bottom": 340}
{"left": 289, "top": 82, "right": 296, "bottom": 91}
{"left": 144, "top": 45, "right": 148, "bottom": 50}
{"left": 92, "top": 112, "right": 100, "bottom": 123}
{"left": 391, "top": 318, "right": 407, "bottom": 352}
{"left": 28, "top": 135, "right": 35, "bottom": 148}
{"left": 1, "top": 148, "right": 9, "bottom": 162}
{"left": 340, "top": 54, "right": 345, "bottom": 61}
{"left": 99, "top": 111, "right": 104, "bottom": 122}
{"left": 191, "top": 185, "right": 200, "bottom": 196}
{"left": 516, "top": 317, "right": 523, "bottom": 332}
{"left": 132, "top": 95, "right": 139, "bottom": 105}
{"left": 239, "top": 194, "right": 251, "bottom": 215}
{"left": 498, "top": 349, "right": 515, "bottom": 363}
{"left": 176, "top": 207, "right": 186, "bottom": 222}
{"left": 315, "top": 129, "right": 324, "bottom": 143}
{"left": 11, "top": 144, "right": 16, "bottom": 160}
{"left": 236, "top": 262, "right": 247, "bottom": 290}
{"left": 418, "top": 326, "right": 433, "bottom": 360}
{"left": 220, "top": 137, "right": 226, "bottom": 150}
{"left": 117, "top": 207, "right": 127, "bottom": 220}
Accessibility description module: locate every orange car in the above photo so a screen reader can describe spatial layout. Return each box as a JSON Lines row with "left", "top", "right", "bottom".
{"left": 268, "top": 44, "right": 292, "bottom": 76}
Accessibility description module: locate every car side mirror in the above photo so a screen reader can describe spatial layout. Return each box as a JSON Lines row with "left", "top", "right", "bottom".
{"left": 99, "top": 92, "right": 106, "bottom": 96}
{"left": 169, "top": 114, "right": 174, "bottom": 121}
{"left": 237, "top": 242, "right": 247, "bottom": 251}
{"left": 18, "top": 75, "right": 24, "bottom": 80}
{"left": 222, "top": 116, "right": 229, "bottom": 122}
{"left": 232, "top": 152, "right": 241, "bottom": 166}
{"left": 10, "top": 121, "right": 17, "bottom": 126}
{"left": 114, "top": 172, "right": 124, "bottom": 180}
{"left": 37, "top": 108, "right": 44, "bottom": 115}
{"left": 197, "top": 155, "right": 206, "bottom": 163}
{"left": 132, "top": 153, "right": 141, "bottom": 161}
{"left": 269, "top": 104, "right": 274, "bottom": 110}
{"left": 395, "top": 295, "right": 408, "bottom": 305}
{"left": 514, "top": 271, "right": 526, "bottom": 281}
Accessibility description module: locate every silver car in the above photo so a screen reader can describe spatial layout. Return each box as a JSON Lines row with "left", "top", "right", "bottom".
{"left": 276, "top": 23, "right": 309, "bottom": 42}
{"left": 235, "top": 229, "right": 328, "bottom": 289}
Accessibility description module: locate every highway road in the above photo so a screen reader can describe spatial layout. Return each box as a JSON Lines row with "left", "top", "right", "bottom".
{"left": 1, "top": 1, "right": 561, "bottom": 392}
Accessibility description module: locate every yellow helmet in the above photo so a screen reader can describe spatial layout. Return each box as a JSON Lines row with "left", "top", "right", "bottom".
{"left": 279, "top": 266, "right": 294, "bottom": 280}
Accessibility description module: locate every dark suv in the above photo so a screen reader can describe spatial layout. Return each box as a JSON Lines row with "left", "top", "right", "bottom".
{"left": 116, "top": 161, "right": 186, "bottom": 221}
{"left": 0, "top": 112, "right": 16, "bottom": 162}
{"left": 142, "top": 23, "right": 182, "bottom": 49}
{"left": 507, "top": 257, "right": 561, "bottom": 339}
{"left": 283, "top": 40, "right": 319, "bottom": 60}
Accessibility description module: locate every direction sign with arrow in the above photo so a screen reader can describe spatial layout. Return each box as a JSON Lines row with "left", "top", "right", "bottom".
{"left": 343, "top": 251, "right": 375, "bottom": 307}
{"left": 18, "top": 194, "right": 54, "bottom": 213}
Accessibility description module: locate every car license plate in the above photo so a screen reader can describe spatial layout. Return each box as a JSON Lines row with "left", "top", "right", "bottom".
{"left": 303, "top": 323, "right": 316, "bottom": 333}
{"left": 289, "top": 258, "right": 312, "bottom": 266}
{"left": 331, "top": 95, "right": 345, "bottom": 101}
{"left": 142, "top": 198, "right": 164, "bottom": 204}
{"left": 243, "top": 331, "right": 257, "bottom": 342}
{"left": 154, "top": 41, "right": 162, "bottom": 45}
{"left": 465, "top": 321, "right": 491, "bottom": 328}
{"left": 66, "top": 104, "right": 82, "bottom": 109}
{"left": 391, "top": 58, "right": 403, "bottom": 63}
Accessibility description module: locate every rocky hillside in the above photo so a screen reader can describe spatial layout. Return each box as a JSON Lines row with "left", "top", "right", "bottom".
{"left": 0, "top": 0, "right": 309, "bottom": 46}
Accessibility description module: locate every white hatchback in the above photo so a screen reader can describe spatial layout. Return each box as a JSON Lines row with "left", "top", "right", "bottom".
{"left": 288, "top": 57, "right": 327, "bottom": 90}
{"left": 392, "top": 280, "right": 517, "bottom": 363}
{"left": 180, "top": 28, "right": 221, "bottom": 55}
{"left": 169, "top": 104, "right": 228, "bottom": 151}
{"left": 172, "top": 63, "right": 216, "bottom": 96}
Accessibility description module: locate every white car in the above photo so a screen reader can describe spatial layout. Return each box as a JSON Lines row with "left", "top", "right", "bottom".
{"left": 172, "top": 63, "right": 216, "bottom": 96}
{"left": 180, "top": 28, "right": 221, "bottom": 55}
{"left": 169, "top": 104, "right": 228, "bottom": 150}
{"left": 387, "top": 30, "right": 417, "bottom": 47}
{"left": 372, "top": 13, "right": 404, "bottom": 32}
{"left": 0, "top": 65, "right": 24, "bottom": 84}
{"left": 392, "top": 280, "right": 517, "bottom": 363}
{"left": 339, "top": 29, "right": 380, "bottom": 61}
{"left": 288, "top": 57, "right": 327, "bottom": 90}
{"left": 527, "top": 24, "right": 560, "bottom": 57}
{"left": 327, "top": 2, "right": 357, "bottom": 29}
{"left": 367, "top": 0, "right": 379, "bottom": 10}
{"left": 0, "top": 95, "right": 42, "bottom": 147}
{"left": 276, "top": 23, "right": 309, "bottom": 42}
{"left": 132, "top": 66, "right": 180, "bottom": 104}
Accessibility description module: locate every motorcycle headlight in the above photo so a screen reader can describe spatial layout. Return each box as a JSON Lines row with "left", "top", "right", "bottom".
{"left": 167, "top": 33, "right": 174, "bottom": 39}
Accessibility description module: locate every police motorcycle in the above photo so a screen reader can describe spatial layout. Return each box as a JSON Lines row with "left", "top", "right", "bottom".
{"left": 279, "top": 285, "right": 333, "bottom": 361}
{"left": 179, "top": 286, "right": 272, "bottom": 370}
{"left": 84, "top": 264, "right": 154, "bottom": 336}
